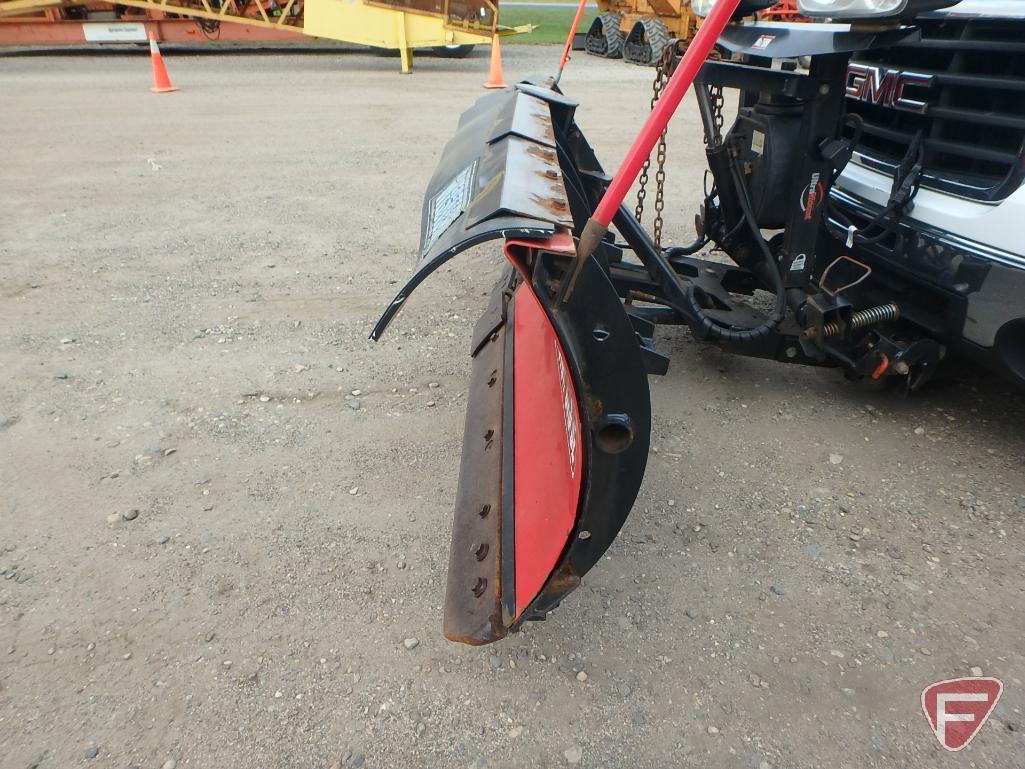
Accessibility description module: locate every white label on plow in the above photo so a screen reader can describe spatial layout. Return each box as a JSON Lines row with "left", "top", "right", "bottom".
{"left": 83, "top": 22, "right": 148, "bottom": 42}
{"left": 423, "top": 161, "right": 477, "bottom": 254}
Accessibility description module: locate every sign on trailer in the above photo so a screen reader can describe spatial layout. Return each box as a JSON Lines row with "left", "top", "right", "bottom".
{"left": 82, "top": 23, "right": 148, "bottom": 42}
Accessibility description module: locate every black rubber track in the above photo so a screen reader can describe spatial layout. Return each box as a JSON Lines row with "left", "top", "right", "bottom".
{"left": 623, "top": 17, "right": 670, "bottom": 67}
{"left": 584, "top": 13, "right": 625, "bottom": 59}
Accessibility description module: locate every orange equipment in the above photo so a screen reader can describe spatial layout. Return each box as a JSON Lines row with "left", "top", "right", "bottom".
{"left": 759, "top": 1, "right": 807, "bottom": 21}
{"left": 585, "top": 0, "right": 699, "bottom": 66}
{"left": 0, "top": 1, "right": 307, "bottom": 46}
{"left": 584, "top": 0, "right": 806, "bottom": 66}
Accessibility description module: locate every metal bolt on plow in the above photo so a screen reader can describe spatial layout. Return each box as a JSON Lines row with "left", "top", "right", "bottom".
{"left": 471, "top": 578, "right": 488, "bottom": 598}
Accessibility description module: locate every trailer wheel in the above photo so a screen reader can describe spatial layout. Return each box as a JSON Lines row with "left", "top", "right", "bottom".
{"left": 432, "top": 44, "right": 475, "bottom": 59}
{"left": 623, "top": 17, "right": 670, "bottom": 67}
{"left": 584, "top": 13, "right": 625, "bottom": 59}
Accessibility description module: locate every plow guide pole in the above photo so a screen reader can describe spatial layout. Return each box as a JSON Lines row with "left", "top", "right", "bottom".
{"left": 565, "top": 0, "right": 741, "bottom": 297}
{"left": 553, "top": 0, "right": 589, "bottom": 87}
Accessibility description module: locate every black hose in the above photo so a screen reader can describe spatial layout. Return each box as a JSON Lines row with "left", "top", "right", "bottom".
{"left": 827, "top": 129, "right": 923, "bottom": 249}
{"left": 684, "top": 158, "right": 786, "bottom": 343}
{"left": 664, "top": 233, "right": 709, "bottom": 258}
{"left": 827, "top": 198, "right": 901, "bottom": 247}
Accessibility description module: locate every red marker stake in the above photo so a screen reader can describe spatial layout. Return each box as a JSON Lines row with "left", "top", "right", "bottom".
{"left": 553, "top": 0, "right": 590, "bottom": 87}
{"left": 567, "top": 0, "right": 741, "bottom": 295}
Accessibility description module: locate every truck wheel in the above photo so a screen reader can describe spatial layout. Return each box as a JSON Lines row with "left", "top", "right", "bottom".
{"left": 623, "top": 17, "right": 670, "bottom": 66}
{"left": 584, "top": 13, "right": 625, "bottom": 59}
{"left": 432, "top": 44, "right": 475, "bottom": 59}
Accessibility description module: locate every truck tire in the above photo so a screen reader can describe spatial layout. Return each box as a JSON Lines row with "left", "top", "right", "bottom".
{"left": 584, "top": 13, "right": 625, "bottom": 59}
{"left": 623, "top": 17, "right": 670, "bottom": 67}
{"left": 432, "top": 44, "right": 475, "bottom": 59}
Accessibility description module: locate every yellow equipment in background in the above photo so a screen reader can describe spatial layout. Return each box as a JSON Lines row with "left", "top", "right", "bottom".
{"left": 0, "top": 0, "right": 510, "bottom": 72}
{"left": 305, "top": 0, "right": 495, "bottom": 73}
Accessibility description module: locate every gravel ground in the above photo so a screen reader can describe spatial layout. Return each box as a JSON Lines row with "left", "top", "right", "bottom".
{"left": 1, "top": 46, "right": 1024, "bottom": 769}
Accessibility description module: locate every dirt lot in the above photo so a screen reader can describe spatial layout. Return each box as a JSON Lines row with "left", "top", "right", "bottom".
{"left": 2, "top": 46, "right": 1024, "bottom": 769}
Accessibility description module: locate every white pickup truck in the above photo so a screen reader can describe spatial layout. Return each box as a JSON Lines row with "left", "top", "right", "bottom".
{"left": 831, "top": 0, "right": 1025, "bottom": 385}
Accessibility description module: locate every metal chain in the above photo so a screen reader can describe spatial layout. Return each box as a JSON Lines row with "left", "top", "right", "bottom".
{"left": 709, "top": 83, "right": 725, "bottom": 145}
{"left": 650, "top": 43, "right": 677, "bottom": 248}
{"left": 634, "top": 42, "right": 676, "bottom": 247}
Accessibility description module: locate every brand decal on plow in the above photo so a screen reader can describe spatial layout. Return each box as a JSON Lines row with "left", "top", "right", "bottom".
{"left": 800, "top": 172, "right": 824, "bottom": 221}
{"left": 555, "top": 340, "right": 579, "bottom": 478}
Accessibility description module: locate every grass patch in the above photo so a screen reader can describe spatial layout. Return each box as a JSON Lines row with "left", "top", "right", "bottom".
{"left": 501, "top": 6, "right": 599, "bottom": 45}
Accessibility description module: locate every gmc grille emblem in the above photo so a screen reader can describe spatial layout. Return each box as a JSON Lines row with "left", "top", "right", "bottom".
{"left": 846, "top": 63, "right": 935, "bottom": 114}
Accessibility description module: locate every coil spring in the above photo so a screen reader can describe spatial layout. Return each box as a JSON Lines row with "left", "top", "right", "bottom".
{"left": 822, "top": 303, "right": 900, "bottom": 338}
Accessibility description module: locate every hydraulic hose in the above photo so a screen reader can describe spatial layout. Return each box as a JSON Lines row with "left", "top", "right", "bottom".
{"left": 827, "top": 129, "right": 924, "bottom": 249}
{"left": 664, "top": 233, "right": 709, "bottom": 258}
{"left": 684, "top": 156, "right": 786, "bottom": 343}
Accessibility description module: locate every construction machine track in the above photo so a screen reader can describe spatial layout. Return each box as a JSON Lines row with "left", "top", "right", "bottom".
{"left": 584, "top": 12, "right": 625, "bottom": 58}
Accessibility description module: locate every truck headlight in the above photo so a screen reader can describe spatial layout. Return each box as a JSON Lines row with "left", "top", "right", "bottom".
{"left": 796, "top": 0, "right": 957, "bottom": 19}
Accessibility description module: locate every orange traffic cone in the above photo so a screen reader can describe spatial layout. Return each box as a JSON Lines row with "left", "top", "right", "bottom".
{"left": 148, "top": 34, "right": 178, "bottom": 93}
{"left": 483, "top": 34, "right": 507, "bottom": 89}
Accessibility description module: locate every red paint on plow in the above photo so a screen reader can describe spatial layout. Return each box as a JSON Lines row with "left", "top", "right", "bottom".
{"left": 511, "top": 282, "right": 583, "bottom": 617}
{"left": 503, "top": 230, "right": 576, "bottom": 280}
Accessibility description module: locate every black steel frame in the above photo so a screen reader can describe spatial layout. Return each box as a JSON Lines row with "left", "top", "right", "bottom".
{"left": 546, "top": 31, "right": 944, "bottom": 385}
{"left": 548, "top": 51, "right": 861, "bottom": 370}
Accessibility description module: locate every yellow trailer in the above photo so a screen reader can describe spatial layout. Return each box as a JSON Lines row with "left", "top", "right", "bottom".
{"left": 0, "top": 0, "right": 507, "bottom": 72}
{"left": 305, "top": 0, "right": 499, "bottom": 73}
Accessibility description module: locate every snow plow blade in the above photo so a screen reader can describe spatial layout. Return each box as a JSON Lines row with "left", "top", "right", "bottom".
{"left": 370, "top": 82, "right": 577, "bottom": 342}
{"left": 445, "top": 243, "right": 651, "bottom": 645}
{"left": 373, "top": 83, "right": 651, "bottom": 645}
